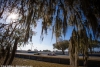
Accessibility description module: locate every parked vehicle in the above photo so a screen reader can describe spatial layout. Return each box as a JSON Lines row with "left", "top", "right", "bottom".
{"left": 34, "top": 53, "right": 40, "bottom": 55}
{"left": 47, "top": 52, "right": 56, "bottom": 56}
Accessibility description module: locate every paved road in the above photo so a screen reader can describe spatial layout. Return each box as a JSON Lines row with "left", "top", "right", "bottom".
{"left": 16, "top": 52, "right": 100, "bottom": 61}
{"left": 16, "top": 52, "right": 68, "bottom": 57}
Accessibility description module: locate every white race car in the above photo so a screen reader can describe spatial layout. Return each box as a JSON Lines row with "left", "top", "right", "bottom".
{"left": 47, "top": 52, "right": 56, "bottom": 56}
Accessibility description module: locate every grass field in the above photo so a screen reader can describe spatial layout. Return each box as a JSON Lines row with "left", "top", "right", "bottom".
{"left": 11, "top": 56, "right": 100, "bottom": 67}
{"left": 1, "top": 55, "right": 100, "bottom": 67}
{"left": 11, "top": 58, "right": 71, "bottom": 67}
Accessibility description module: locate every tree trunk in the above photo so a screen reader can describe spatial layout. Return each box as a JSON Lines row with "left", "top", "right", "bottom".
{"left": 75, "top": 34, "right": 79, "bottom": 67}
{"left": 84, "top": 44, "right": 88, "bottom": 67}
{"left": 62, "top": 50, "right": 65, "bottom": 55}
{"left": 75, "top": 44, "right": 78, "bottom": 67}
{"left": 69, "top": 39, "right": 75, "bottom": 67}
{"left": 8, "top": 37, "right": 19, "bottom": 65}
{"left": 83, "top": 49, "right": 85, "bottom": 60}
{"left": 3, "top": 46, "right": 10, "bottom": 65}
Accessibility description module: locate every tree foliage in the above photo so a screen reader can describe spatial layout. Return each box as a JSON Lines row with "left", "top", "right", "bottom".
{"left": 88, "top": 39, "right": 100, "bottom": 52}
{"left": 0, "top": 22, "right": 35, "bottom": 64}
{"left": 0, "top": 0, "right": 100, "bottom": 66}
{"left": 0, "top": 0, "right": 99, "bottom": 40}
{"left": 53, "top": 40, "right": 69, "bottom": 54}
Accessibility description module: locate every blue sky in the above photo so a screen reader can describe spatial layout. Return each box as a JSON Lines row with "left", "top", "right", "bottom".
{"left": 0, "top": 13, "right": 100, "bottom": 51}
{"left": 17, "top": 21, "right": 100, "bottom": 51}
{"left": 0, "top": 12, "right": 72, "bottom": 51}
{"left": 17, "top": 20, "right": 73, "bottom": 51}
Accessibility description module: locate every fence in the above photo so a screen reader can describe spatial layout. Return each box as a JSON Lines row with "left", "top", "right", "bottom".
{"left": 15, "top": 54, "right": 100, "bottom": 67}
